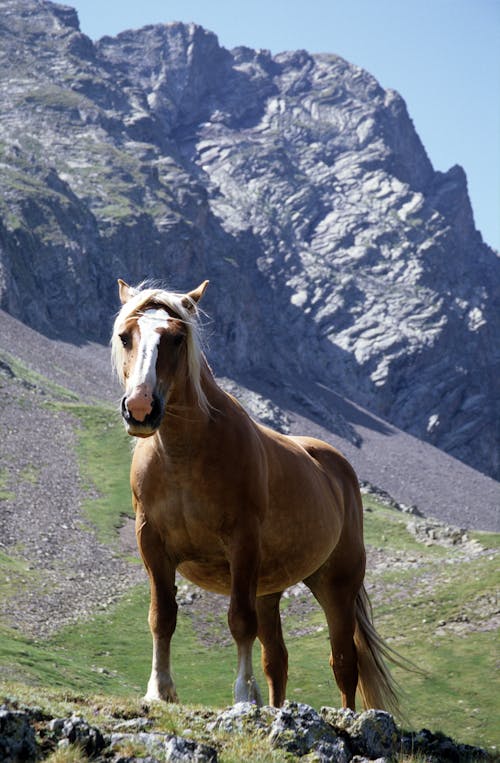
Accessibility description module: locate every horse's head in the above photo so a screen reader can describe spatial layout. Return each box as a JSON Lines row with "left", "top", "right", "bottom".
{"left": 111, "top": 279, "right": 209, "bottom": 437}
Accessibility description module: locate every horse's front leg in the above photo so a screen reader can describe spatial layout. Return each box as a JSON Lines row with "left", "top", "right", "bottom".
{"left": 227, "top": 524, "right": 263, "bottom": 706}
{"left": 136, "top": 512, "right": 178, "bottom": 702}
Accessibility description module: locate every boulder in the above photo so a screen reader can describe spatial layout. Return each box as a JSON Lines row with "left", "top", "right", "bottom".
{"left": 0, "top": 707, "right": 37, "bottom": 762}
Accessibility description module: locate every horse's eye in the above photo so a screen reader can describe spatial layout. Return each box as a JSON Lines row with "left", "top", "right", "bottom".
{"left": 120, "top": 332, "right": 131, "bottom": 348}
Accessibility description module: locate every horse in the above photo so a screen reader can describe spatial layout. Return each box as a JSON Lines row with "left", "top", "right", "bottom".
{"left": 111, "top": 278, "right": 399, "bottom": 712}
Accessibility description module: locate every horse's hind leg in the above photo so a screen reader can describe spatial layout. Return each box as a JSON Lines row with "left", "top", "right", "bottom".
{"left": 256, "top": 592, "right": 288, "bottom": 706}
{"left": 305, "top": 568, "right": 361, "bottom": 710}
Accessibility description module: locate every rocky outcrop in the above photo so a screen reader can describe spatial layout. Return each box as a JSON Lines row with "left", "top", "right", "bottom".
{"left": 0, "top": 0, "right": 499, "bottom": 480}
{"left": 0, "top": 701, "right": 492, "bottom": 762}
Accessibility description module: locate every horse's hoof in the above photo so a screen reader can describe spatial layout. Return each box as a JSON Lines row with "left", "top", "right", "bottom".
{"left": 234, "top": 675, "right": 263, "bottom": 706}
{"left": 143, "top": 684, "right": 179, "bottom": 703}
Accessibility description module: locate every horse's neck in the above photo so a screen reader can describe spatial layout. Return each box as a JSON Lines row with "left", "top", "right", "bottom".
{"left": 161, "top": 357, "right": 221, "bottom": 437}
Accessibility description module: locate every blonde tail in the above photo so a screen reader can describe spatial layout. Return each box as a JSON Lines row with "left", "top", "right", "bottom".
{"left": 354, "top": 584, "right": 402, "bottom": 715}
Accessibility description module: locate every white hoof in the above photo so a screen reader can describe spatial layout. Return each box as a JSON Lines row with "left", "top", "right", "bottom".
{"left": 234, "top": 675, "right": 263, "bottom": 706}
{"left": 143, "top": 678, "right": 178, "bottom": 703}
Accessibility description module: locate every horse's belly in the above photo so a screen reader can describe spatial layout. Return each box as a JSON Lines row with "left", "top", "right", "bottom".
{"left": 257, "top": 550, "right": 331, "bottom": 594}
{"left": 178, "top": 560, "right": 232, "bottom": 595}
{"left": 178, "top": 554, "right": 326, "bottom": 598}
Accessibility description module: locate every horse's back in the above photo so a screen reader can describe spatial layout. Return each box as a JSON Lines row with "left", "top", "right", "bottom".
{"left": 289, "top": 435, "right": 361, "bottom": 498}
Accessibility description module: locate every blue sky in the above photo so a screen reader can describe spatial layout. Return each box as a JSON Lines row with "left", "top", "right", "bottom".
{"left": 70, "top": 0, "right": 500, "bottom": 252}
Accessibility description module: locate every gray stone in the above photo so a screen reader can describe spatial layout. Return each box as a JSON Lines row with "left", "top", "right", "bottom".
{"left": 321, "top": 705, "right": 358, "bottom": 732}
{"left": 207, "top": 701, "right": 277, "bottom": 733}
{"left": 57, "top": 714, "right": 106, "bottom": 757}
{"left": 268, "top": 701, "right": 339, "bottom": 756}
{"left": 400, "top": 728, "right": 490, "bottom": 761}
{"left": 345, "top": 709, "right": 400, "bottom": 758}
{"left": 303, "top": 737, "right": 351, "bottom": 762}
{"left": 165, "top": 735, "right": 218, "bottom": 762}
{"left": 110, "top": 731, "right": 167, "bottom": 759}
{"left": 110, "top": 731, "right": 218, "bottom": 763}
{"left": 0, "top": 708, "right": 37, "bottom": 763}
{"left": 113, "top": 717, "right": 153, "bottom": 732}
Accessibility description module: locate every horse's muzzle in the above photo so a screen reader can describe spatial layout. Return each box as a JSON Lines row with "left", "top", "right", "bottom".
{"left": 121, "top": 393, "right": 164, "bottom": 437}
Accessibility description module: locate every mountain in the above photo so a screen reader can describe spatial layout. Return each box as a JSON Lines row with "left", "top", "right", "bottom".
{"left": 0, "top": 0, "right": 499, "bottom": 482}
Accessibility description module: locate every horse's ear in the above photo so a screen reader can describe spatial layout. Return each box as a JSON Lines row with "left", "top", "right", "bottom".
{"left": 117, "top": 279, "right": 136, "bottom": 304}
{"left": 182, "top": 280, "right": 209, "bottom": 311}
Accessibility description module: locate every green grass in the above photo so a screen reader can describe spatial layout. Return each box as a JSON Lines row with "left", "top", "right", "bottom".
{"left": 1, "top": 519, "right": 498, "bottom": 750}
{"left": 1, "top": 530, "right": 498, "bottom": 752}
{"left": 23, "top": 85, "right": 86, "bottom": 112}
{"left": 0, "top": 584, "right": 236, "bottom": 704}
{"left": 0, "top": 466, "right": 15, "bottom": 500}
{"left": 470, "top": 530, "right": 500, "bottom": 550}
{"left": 0, "top": 551, "right": 41, "bottom": 601}
{"left": 1, "top": 553, "right": 498, "bottom": 750}
{"left": 0, "top": 349, "right": 79, "bottom": 402}
{"left": 19, "top": 464, "right": 41, "bottom": 485}
{"left": 0, "top": 356, "right": 498, "bottom": 752}
{"left": 362, "top": 499, "right": 448, "bottom": 556}
{"left": 67, "top": 402, "right": 134, "bottom": 544}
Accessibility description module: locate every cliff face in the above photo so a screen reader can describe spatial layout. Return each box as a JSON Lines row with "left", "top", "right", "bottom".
{"left": 0, "top": 0, "right": 499, "bottom": 479}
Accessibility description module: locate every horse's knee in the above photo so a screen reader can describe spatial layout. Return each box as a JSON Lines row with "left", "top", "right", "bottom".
{"left": 149, "top": 597, "right": 178, "bottom": 638}
{"left": 228, "top": 599, "right": 258, "bottom": 643}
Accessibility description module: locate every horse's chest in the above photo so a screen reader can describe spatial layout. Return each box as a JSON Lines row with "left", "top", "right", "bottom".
{"left": 146, "top": 484, "right": 224, "bottom": 560}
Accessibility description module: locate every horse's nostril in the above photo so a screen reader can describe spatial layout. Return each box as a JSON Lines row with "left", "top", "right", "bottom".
{"left": 121, "top": 392, "right": 164, "bottom": 432}
{"left": 124, "top": 384, "right": 154, "bottom": 422}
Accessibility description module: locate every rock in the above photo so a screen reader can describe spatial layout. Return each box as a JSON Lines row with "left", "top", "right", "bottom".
{"left": 0, "top": 701, "right": 493, "bottom": 762}
{"left": 55, "top": 714, "right": 106, "bottom": 757}
{"left": 345, "top": 709, "right": 400, "bottom": 758}
{"left": 321, "top": 707, "right": 401, "bottom": 759}
{"left": 360, "top": 481, "right": 423, "bottom": 516}
{"left": 320, "top": 706, "right": 358, "bottom": 732}
{"left": 400, "top": 727, "right": 490, "bottom": 761}
{"left": 302, "top": 737, "right": 351, "bottom": 762}
{"left": 110, "top": 731, "right": 218, "bottom": 762}
{"left": 207, "top": 701, "right": 276, "bottom": 733}
{"left": 165, "top": 735, "right": 218, "bottom": 762}
{"left": 218, "top": 378, "right": 292, "bottom": 433}
{"left": 0, "top": 707, "right": 37, "bottom": 763}
{"left": 406, "top": 518, "right": 484, "bottom": 553}
{"left": 110, "top": 731, "right": 166, "bottom": 759}
{"left": 268, "top": 701, "right": 339, "bottom": 756}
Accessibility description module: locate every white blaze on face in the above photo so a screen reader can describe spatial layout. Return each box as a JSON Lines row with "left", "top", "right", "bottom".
{"left": 125, "top": 308, "right": 170, "bottom": 422}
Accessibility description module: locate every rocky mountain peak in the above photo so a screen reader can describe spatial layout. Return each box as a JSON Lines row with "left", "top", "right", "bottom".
{"left": 0, "top": 0, "right": 499, "bottom": 482}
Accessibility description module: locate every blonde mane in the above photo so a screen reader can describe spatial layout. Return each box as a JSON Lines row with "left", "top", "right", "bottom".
{"left": 111, "top": 284, "right": 209, "bottom": 414}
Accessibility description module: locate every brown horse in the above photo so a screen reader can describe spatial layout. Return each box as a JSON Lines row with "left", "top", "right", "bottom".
{"left": 111, "top": 279, "right": 399, "bottom": 712}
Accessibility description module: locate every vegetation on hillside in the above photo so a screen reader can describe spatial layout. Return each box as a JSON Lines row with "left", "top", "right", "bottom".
{"left": 0, "top": 358, "right": 498, "bottom": 755}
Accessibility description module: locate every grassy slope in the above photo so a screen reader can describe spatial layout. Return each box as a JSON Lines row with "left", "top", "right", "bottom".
{"left": 0, "top": 363, "right": 498, "bottom": 753}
